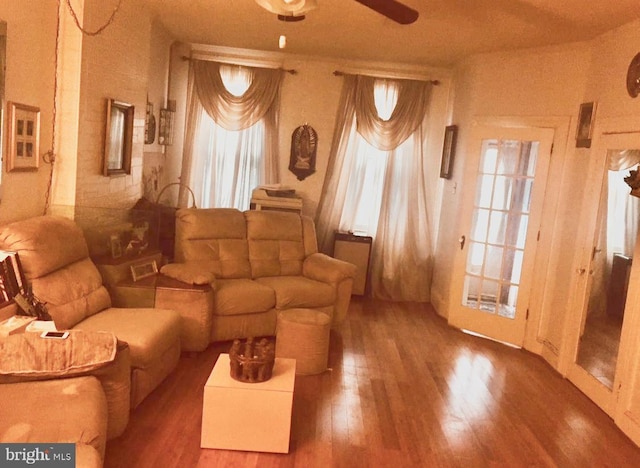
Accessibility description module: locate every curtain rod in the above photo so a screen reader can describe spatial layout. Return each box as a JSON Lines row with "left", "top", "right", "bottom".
{"left": 181, "top": 55, "right": 297, "bottom": 75}
{"left": 333, "top": 70, "right": 440, "bottom": 85}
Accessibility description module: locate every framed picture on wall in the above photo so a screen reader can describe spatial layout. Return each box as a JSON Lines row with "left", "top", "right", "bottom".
{"left": 103, "top": 99, "right": 134, "bottom": 176}
{"left": 440, "top": 125, "right": 458, "bottom": 179}
{"left": 6, "top": 102, "right": 40, "bottom": 172}
{"left": 576, "top": 102, "right": 596, "bottom": 148}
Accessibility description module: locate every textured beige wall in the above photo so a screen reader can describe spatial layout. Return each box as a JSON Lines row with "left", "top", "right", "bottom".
{"left": 75, "top": 0, "right": 152, "bottom": 209}
{"left": 0, "top": 0, "right": 58, "bottom": 223}
{"left": 141, "top": 19, "right": 173, "bottom": 202}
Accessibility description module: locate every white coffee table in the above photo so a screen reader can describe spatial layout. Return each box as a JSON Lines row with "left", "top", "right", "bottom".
{"left": 201, "top": 353, "right": 296, "bottom": 453}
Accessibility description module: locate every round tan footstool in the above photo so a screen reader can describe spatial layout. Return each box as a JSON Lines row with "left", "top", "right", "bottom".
{"left": 276, "top": 309, "right": 331, "bottom": 375}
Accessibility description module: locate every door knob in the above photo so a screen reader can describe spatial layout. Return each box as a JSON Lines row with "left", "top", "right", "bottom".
{"left": 459, "top": 235, "right": 466, "bottom": 250}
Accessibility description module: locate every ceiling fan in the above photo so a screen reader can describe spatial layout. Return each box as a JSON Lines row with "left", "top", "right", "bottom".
{"left": 255, "top": 0, "right": 418, "bottom": 25}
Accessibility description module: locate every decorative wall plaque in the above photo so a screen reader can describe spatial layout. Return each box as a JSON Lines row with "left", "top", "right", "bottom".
{"left": 288, "top": 124, "right": 317, "bottom": 181}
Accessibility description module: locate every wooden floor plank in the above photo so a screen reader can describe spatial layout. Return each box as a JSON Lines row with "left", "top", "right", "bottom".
{"left": 104, "top": 298, "right": 640, "bottom": 467}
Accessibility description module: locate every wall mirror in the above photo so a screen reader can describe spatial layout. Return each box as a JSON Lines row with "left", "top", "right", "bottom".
{"left": 576, "top": 147, "right": 640, "bottom": 388}
{"left": 568, "top": 127, "right": 640, "bottom": 415}
{"left": 103, "top": 99, "right": 134, "bottom": 176}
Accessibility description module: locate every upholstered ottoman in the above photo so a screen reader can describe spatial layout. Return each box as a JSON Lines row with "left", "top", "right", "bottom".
{"left": 0, "top": 376, "right": 108, "bottom": 466}
{"left": 0, "top": 330, "right": 129, "bottom": 439}
{"left": 276, "top": 309, "right": 331, "bottom": 375}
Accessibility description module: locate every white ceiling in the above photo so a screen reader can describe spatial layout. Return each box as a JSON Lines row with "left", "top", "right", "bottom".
{"left": 143, "top": 0, "right": 640, "bottom": 67}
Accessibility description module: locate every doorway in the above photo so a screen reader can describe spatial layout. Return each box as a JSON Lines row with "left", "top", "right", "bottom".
{"left": 449, "top": 125, "right": 554, "bottom": 346}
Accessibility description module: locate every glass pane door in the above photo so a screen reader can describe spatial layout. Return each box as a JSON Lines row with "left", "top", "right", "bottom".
{"left": 463, "top": 139, "right": 538, "bottom": 319}
{"left": 449, "top": 125, "right": 553, "bottom": 347}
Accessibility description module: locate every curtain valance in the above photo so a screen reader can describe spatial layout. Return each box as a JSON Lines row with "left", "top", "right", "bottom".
{"left": 608, "top": 149, "right": 640, "bottom": 171}
{"left": 192, "top": 59, "right": 283, "bottom": 131}
{"left": 353, "top": 75, "right": 432, "bottom": 151}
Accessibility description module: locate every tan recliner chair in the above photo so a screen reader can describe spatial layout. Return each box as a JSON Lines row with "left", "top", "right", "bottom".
{"left": 0, "top": 215, "right": 182, "bottom": 409}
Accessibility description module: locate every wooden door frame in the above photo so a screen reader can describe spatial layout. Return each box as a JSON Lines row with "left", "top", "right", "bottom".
{"left": 616, "top": 209, "right": 640, "bottom": 446}
{"left": 466, "top": 116, "right": 571, "bottom": 357}
{"left": 560, "top": 116, "right": 640, "bottom": 422}
{"left": 448, "top": 120, "right": 556, "bottom": 347}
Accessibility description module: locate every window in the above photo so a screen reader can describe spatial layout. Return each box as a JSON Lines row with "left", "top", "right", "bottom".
{"left": 339, "top": 80, "right": 401, "bottom": 236}
{"left": 191, "top": 109, "right": 266, "bottom": 210}
{"left": 182, "top": 61, "right": 282, "bottom": 210}
{"left": 315, "top": 74, "right": 434, "bottom": 300}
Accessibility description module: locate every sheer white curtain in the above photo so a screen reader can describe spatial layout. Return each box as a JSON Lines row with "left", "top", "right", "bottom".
{"left": 587, "top": 150, "right": 640, "bottom": 316}
{"left": 607, "top": 149, "right": 640, "bottom": 258}
{"left": 180, "top": 60, "right": 283, "bottom": 209}
{"left": 316, "top": 75, "right": 433, "bottom": 301}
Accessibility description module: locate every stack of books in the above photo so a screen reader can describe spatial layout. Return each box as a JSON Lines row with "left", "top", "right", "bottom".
{"left": 0, "top": 251, "right": 51, "bottom": 321}
{"left": 0, "top": 250, "right": 26, "bottom": 304}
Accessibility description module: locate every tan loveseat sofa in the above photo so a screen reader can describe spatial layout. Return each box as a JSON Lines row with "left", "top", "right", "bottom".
{"left": 159, "top": 208, "right": 357, "bottom": 347}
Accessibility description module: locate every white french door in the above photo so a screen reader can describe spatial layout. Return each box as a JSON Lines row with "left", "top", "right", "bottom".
{"left": 449, "top": 125, "right": 554, "bottom": 347}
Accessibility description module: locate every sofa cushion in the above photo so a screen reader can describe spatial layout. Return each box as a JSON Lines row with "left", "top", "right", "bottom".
{"left": 0, "top": 376, "right": 108, "bottom": 459}
{"left": 0, "top": 330, "right": 116, "bottom": 382}
{"left": 0, "top": 216, "right": 89, "bottom": 279}
{"left": 215, "top": 279, "right": 276, "bottom": 316}
{"left": 177, "top": 207, "right": 247, "bottom": 240}
{"left": 245, "top": 211, "right": 306, "bottom": 278}
{"left": 255, "top": 276, "right": 335, "bottom": 309}
{"left": 31, "top": 258, "right": 112, "bottom": 330}
{"left": 175, "top": 208, "right": 251, "bottom": 278}
{"left": 192, "top": 239, "right": 250, "bottom": 278}
{"left": 0, "top": 215, "right": 112, "bottom": 330}
{"left": 160, "top": 261, "right": 217, "bottom": 285}
{"left": 174, "top": 239, "right": 252, "bottom": 279}
{"left": 72, "top": 308, "right": 181, "bottom": 369}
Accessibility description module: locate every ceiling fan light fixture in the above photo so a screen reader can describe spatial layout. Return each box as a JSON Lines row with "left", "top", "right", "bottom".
{"left": 255, "top": 0, "right": 318, "bottom": 17}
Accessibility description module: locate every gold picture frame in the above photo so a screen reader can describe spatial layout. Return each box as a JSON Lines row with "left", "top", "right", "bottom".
{"left": 6, "top": 102, "right": 40, "bottom": 172}
{"left": 130, "top": 260, "right": 158, "bottom": 282}
{"left": 104, "top": 99, "right": 134, "bottom": 176}
{"left": 440, "top": 125, "right": 458, "bottom": 179}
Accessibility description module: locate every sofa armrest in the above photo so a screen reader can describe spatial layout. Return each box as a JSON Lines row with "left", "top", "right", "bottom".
{"left": 160, "top": 262, "right": 217, "bottom": 287}
{"left": 303, "top": 253, "right": 357, "bottom": 284}
{"left": 154, "top": 274, "right": 214, "bottom": 353}
{"left": 0, "top": 330, "right": 117, "bottom": 382}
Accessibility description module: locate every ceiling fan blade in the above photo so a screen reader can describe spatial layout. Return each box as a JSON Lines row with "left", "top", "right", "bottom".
{"left": 354, "top": 0, "right": 419, "bottom": 25}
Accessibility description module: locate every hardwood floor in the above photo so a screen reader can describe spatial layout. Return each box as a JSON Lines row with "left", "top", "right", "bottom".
{"left": 576, "top": 312, "right": 623, "bottom": 388}
{"left": 104, "top": 298, "right": 640, "bottom": 467}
